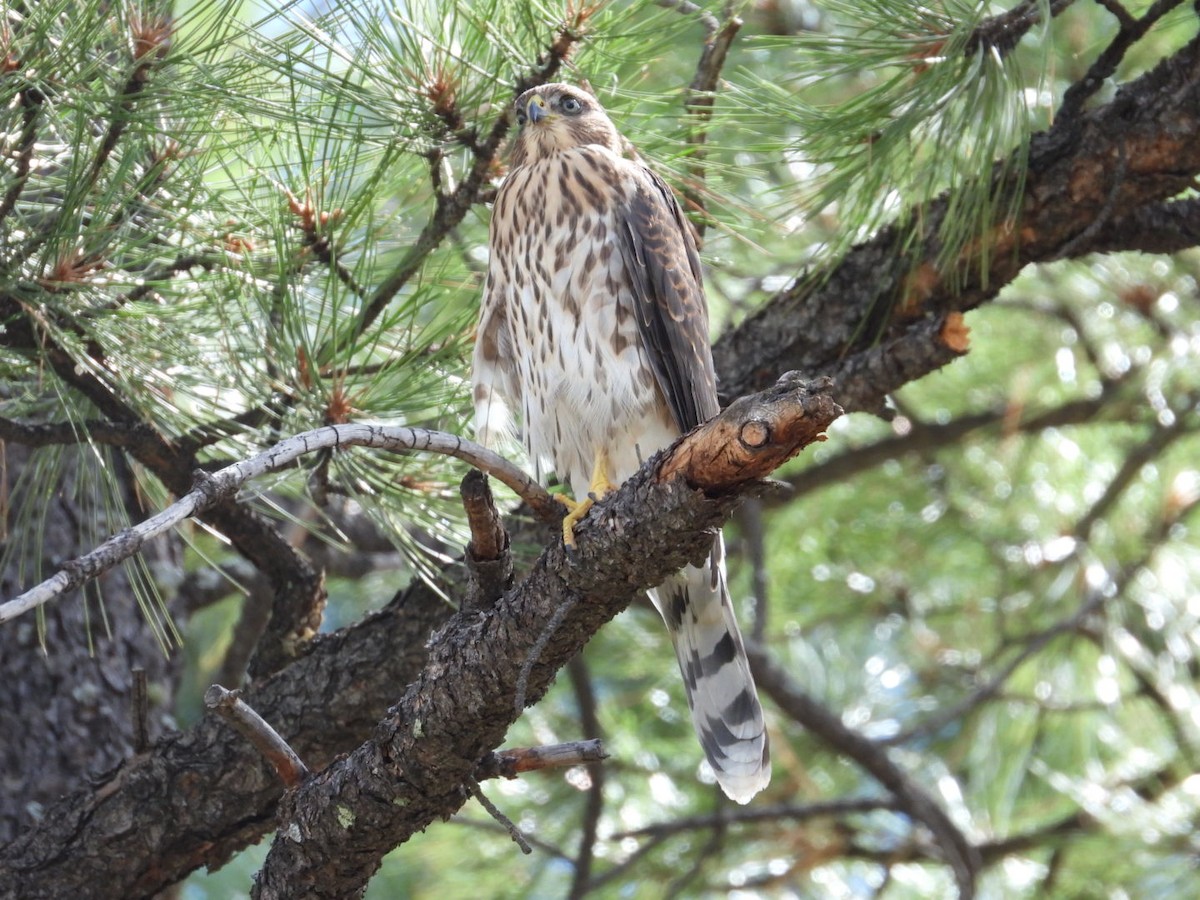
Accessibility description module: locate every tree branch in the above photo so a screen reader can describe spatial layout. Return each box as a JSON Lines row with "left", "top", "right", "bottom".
{"left": 712, "top": 30, "right": 1200, "bottom": 410}
{"left": 0, "top": 424, "right": 557, "bottom": 624}
{"left": 248, "top": 377, "right": 838, "bottom": 898}
{"left": 0, "top": 568, "right": 456, "bottom": 898}
{"left": 205, "top": 685, "right": 311, "bottom": 788}
{"left": 747, "top": 644, "right": 981, "bottom": 899}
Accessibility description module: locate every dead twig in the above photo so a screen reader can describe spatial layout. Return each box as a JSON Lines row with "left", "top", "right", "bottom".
{"left": 205, "top": 685, "right": 310, "bottom": 788}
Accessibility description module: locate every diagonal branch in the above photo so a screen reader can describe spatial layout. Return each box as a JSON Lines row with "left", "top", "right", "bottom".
{"left": 346, "top": 17, "right": 590, "bottom": 345}
{"left": 248, "top": 377, "right": 839, "bottom": 898}
{"left": 747, "top": 645, "right": 981, "bottom": 898}
{"left": 713, "top": 30, "right": 1200, "bottom": 410}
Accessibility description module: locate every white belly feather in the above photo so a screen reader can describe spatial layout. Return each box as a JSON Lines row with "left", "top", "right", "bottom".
{"left": 489, "top": 148, "right": 678, "bottom": 498}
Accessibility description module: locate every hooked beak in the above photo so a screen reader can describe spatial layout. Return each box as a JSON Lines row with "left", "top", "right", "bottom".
{"left": 526, "top": 95, "right": 549, "bottom": 124}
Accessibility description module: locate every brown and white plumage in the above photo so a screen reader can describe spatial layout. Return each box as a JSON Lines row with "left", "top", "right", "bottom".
{"left": 472, "top": 83, "right": 770, "bottom": 803}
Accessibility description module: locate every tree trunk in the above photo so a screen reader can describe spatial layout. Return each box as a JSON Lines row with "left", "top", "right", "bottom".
{"left": 0, "top": 444, "right": 182, "bottom": 846}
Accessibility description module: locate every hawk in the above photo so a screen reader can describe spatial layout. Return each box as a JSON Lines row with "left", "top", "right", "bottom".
{"left": 473, "top": 83, "right": 770, "bottom": 803}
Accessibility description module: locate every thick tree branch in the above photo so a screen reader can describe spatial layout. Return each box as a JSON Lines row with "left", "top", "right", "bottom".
{"left": 713, "top": 31, "right": 1200, "bottom": 409}
{"left": 0, "top": 570, "right": 455, "bottom": 898}
{"left": 0, "top": 377, "right": 838, "bottom": 900}
{"left": 248, "top": 377, "right": 838, "bottom": 898}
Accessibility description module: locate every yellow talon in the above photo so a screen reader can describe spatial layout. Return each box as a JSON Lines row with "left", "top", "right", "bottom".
{"left": 557, "top": 449, "right": 618, "bottom": 547}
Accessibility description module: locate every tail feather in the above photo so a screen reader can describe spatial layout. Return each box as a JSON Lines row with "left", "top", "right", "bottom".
{"left": 649, "top": 535, "right": 770, "bottom": 804}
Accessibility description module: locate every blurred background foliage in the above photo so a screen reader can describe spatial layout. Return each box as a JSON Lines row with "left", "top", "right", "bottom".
{"left": 1, "top": 0, "right": 1197, "bottom": 897}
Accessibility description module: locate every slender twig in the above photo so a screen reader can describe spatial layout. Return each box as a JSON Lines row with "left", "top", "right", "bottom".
{"left": 1055, "top": 138, "right": 1127, "bottom": 260}
{"left": 85, "top": 12, "right": 173, "bottom": 189}
{"left": 282, "top": 187, "right": 370, "bottom": 304}
{"left": 449, "top": 815, "right": 572, "bottom": 860}
{"left": 466, "top": 778, "right": 531, "bottom": 854}
{"left": 347, "top": 18, "right": 589, "bottom": 347}
{"left": 737, "top": 498, "right": 769, "bottom": 641}
{"left": 1072, "top": 398, "right": 1197, "bottom": 539}
{"left": 611, "top": 797, "right": 901, "bottom": 839}
{"left": 656, "top": 0, "right": 719, "bottom": 33}
{"left": 963, "top": 0, "right": 1075, "bottom": 57}
{"left": 579, "top": 833, "right": 674, "bottom": 893}
{"left": 205, "top": 685, "right": 310, "bottom": 788}
{"left": 1057, "top": 0, "right": 1189, "bottom": 123}
{"left": 216, "top": 576, "right": 274, "bottom": 690}
{"left": 883, "top": 591, "right": 1103, "bottom": 747}
{"left": 666, "top": 820, "right": 724, "bottom": 899}
{"left": 675, "top": 6, "right": 741, "bottom": 239}
{"left": 775, "top": 382, "right": 1134, "bottom": 507}
{"left": 513, "top": 597, "right": 578, "bottom": 715}
{"left": 887, "top": 490, "right": 1199, "bottom": 747}
{"left": 0, "top": 87, "right": 40, "bottom": 226}
{"left": 0, "top": 424, "right": 557, "bottom": 624}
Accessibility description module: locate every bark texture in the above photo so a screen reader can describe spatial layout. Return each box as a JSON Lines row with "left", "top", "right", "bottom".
{"left": 0, "top": 445, "right": 180, "bottom": 846}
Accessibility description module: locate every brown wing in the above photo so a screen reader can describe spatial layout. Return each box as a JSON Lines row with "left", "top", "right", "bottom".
{"left": 615, "top": 167, "right": 719, "bottom": 433}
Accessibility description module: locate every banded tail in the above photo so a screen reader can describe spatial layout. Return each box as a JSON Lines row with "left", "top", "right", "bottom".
{"left": 649, "top": 535, "right": 770, "bottom": 803}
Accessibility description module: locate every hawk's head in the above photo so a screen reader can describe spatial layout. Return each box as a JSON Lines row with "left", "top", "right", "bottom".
{"left": 509, "top": 83, "right": 622, "bottom": 167}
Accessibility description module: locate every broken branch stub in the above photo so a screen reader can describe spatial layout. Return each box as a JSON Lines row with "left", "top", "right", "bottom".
{"left": 658, "top": 374, "right": 842, "bottom": 491}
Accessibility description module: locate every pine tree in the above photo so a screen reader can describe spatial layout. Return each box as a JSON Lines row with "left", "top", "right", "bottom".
{"left": 2, "top": 1, "right": 1198, "bottom": 897}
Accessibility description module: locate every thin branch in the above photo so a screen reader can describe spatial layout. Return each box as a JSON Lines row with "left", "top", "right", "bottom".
{"left": 611, "top": 797, "right": 901, "bottom": 840}
{"left": 216, "top": 576, "right": 274, "bottom": 689}
{"left": 566, "top": 656, "right": 604, "bottom": 900}
{"left": 466, "top": 779, "right": 531, "bottom": 854}
{"left": 1054, "top": 137, "right": 1128, "bottom": 260}
{"left": 736, "top": 497, "right": 769, "bottom": 641}
{"left": 514, "top": 597, "right": 578, "bottom": 715}
{"left": 0, "top": 424, "right": 558, "bottom": 624}
{"left": 130, "top": 668, "right": 149, "bottom": 754}
{"left": 963, "top": 0, "right": 1075, "bottom": 57}
{"left": 882, "top": 590, "right": 1103, "bottom": 747}
{"left": 777, "top": 380, "right": 1134, "bottom": 506}
{"left": 665, "top": 819, "right": 724, "bottom": 899}
{"left": 0, "top": 86, "right": 40, "bottom": 226}
{"left": 346, "top": 16, "right": 590, "bottom": 346}
{"left": 747, "top": 644, "right": 981, "bottom": 899}
{"left": 1072, "top": 398, "right": 1198, "bottom": 539}
{"left": 1057, "top": 0, "right": 1188, "bottom": 123}
{"left": 677, "top": 5, "right": 741, "bottom": 239}
{"left": 886, "top": 486, "right": 1199, "bottom": 747}
{"left": 580, "top": 833, "right": 674, "bottom": 893}
{"left": 449, "top": 814, "right": 574, "bottom": 861}
{"left": 205, "top": 685, "right": 311, "bottom": 788}
{"left": 84, "top": 12, "right": 173, "bottom": 191}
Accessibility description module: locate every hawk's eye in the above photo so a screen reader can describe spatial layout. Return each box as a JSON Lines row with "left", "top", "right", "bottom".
{"left": 516, "top": 111, "right": 527, "bottom": 126}
{"left": 560, "top": 96, "right": 583, "bottom": 115}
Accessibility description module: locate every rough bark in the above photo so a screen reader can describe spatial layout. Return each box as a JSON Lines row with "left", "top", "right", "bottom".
{"left": 0, "top": 567, "right": 455, "bottom": 899}
{"left": 249, "top": 379, "right": 839, "bottom": 898}
{"left": 714, "top": 29, "right": 1200, "bottom": 411}
{"left": 0, "top": 445, "right": 181, "bottom": 846}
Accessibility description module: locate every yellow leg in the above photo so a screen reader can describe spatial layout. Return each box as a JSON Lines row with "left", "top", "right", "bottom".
{"left": 557, "top": 449, "right": 618, "bottom": 547}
